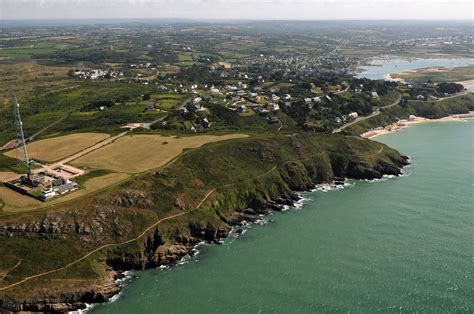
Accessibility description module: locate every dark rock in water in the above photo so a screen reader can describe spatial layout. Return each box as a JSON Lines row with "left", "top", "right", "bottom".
{"left": 375, "top": 161, "right": 402, "bottom": 176}
{"left": 243, "top": 208, "right": 258, "bottom": 215}
{"left": 0, "top": 134, "right": 411, "bottom": 312}
{"left": 334, "top": 176, "right": 345, "bottom": 185}
{"left": 0, "top": 282, "right": 120, "bottom": 313}
{"left": 347, "top": 164, "right": 382, "bottom": 180}
{"left": 275, "top": 198, "right": 294, "bottom": 206}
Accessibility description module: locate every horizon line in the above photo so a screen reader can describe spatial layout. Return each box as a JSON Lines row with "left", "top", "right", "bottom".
{"left": 1, "top": 17, "right": 472, "bottom": 22}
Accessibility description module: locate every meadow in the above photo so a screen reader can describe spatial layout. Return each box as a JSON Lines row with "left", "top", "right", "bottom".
{"left": 4, "top": 133, "right": 110, "bottom": 162}
{"left": 72, "top": 133, "right": 248, "bottom": 173}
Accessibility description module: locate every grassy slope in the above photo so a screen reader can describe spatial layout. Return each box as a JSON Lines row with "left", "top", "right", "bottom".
{"left": 346, "top": 93, "right": 474, "bottom": 135}
{"left": 0, "top": 133, "right": 404, "bottom": 302}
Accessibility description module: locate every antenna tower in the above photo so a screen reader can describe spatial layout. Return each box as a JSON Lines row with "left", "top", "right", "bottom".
{"left": 13, "top": 95, "right": 31, "bottom": 176}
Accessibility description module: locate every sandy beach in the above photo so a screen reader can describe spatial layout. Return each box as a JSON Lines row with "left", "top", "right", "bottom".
{"left": 383, "top": 73, "right": 404, "bottom": 82}
{"left": 361, "top": 112, "right": 474, "bottom": 139}
{"left": 457, "top": 79, "right": 474, "bottom": 90}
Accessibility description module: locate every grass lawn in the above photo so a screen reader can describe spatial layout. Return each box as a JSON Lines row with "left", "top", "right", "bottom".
{"left": 72, "top": 134, "right": 248, "bottom": 173}
{"left": 4, "top": 133, "right": 111, "bottom": 163}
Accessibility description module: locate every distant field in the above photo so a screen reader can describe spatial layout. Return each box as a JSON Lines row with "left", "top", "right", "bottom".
{"left": 4, "top": 133, "right": 110, "bottom": 162}
{"left": 390, "top": 65, "right": 474, "bottom": 83}
{"left": 72, "top": 134, "right": 248, "bottom": 173}
{"left": 0, "top": 47, "right": 56, "bottom": 58}
{"left": 0, "top": 60, "right": 71, "bottom": 104}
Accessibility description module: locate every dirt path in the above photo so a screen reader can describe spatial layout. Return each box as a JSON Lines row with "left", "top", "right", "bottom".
{"left": 0, "top": 142, "right": 387, "bottom": 291}
{"left": 53, "top": 131, "right": 128, "bottom": 166}
{"left": 26, "top": 114, "right": 70, "bottom": 142}
{"left": 0, "top": 260, "right": 22, "bottom": 282}
{"left": 0, "top": 163, "right": 279, "bottom": 291}
{"left": 0, "top": 188, "right": 216, "bottom": 292}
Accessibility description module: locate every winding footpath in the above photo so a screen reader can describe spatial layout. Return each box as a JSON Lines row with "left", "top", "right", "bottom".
{"left": 0, "top": 141, "right": 387, "bottom": 291}
{"left": 0, "top": 165, "right": 279, "bottom": 291}
{"left": 0, "top": 188, "right": 217, "bottom": 292}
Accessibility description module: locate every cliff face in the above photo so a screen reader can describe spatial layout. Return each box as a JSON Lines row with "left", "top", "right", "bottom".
{"left": 107, "top": 135, "right": 408, "bottom": 270}
{"left": 0, "top": 134, "right": 408, "bottom": 312}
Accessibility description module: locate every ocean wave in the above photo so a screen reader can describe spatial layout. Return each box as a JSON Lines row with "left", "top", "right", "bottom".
{"left": 70, "top": 270, "right": 135, "bottom": 313}
{"left": 311, "top": 180, "right": 355, "bottom": 193}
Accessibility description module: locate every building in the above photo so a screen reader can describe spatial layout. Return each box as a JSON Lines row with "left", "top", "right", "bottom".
{"left": 56, "top": 182, "right": 78, "bottom": 195}
{"left": 40, "top": 188, "right": 56, "bottom": 200}
{"left": 236, "top": 105, "right": 246, "bottom": 113}
{"left": 348, "top": 112, "right": 358, "bottom": 119}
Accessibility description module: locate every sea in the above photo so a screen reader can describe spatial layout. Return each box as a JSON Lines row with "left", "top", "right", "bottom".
{"left": 93, "top": 120, "right": 473, "bottom": 313}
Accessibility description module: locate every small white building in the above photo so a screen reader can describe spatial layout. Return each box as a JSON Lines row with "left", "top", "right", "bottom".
{"left": 348, "top": 112, "right": 359, "bottom": 119}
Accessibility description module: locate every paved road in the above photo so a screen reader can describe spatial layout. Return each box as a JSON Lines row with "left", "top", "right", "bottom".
{"left": 333, "top": 94, "right": 402, "bottom": 134}
{"left": 140, "top": 114, "right": 168, "bottom": 129}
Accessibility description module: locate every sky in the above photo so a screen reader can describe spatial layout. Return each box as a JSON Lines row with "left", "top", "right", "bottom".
{"left": 0, "top": 0, "right": 472, "bottom": 20}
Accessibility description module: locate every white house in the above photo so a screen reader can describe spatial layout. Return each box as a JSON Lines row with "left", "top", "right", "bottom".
{"left": 348, "top": 112, "right": 358, "bottom": 119}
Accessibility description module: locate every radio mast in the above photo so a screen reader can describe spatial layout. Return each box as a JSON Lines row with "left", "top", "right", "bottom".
{"left": 13, "top": 95, "right": 31, "bottom": 177}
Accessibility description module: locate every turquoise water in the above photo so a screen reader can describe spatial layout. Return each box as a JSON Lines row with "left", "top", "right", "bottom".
{"left": 357, "top": 57, "right": 474, "bottom": 81}
{"left": 94, "top": 120, "right": 473, "bottom": 313}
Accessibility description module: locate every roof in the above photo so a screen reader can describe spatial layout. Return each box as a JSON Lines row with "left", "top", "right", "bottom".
{"left": 56, "top": 182, "right": 78, "bottom": 194}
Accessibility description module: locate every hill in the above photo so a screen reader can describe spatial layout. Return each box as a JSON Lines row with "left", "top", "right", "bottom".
{"left": 0, "top": 133, "right": 408, "bottom": 311}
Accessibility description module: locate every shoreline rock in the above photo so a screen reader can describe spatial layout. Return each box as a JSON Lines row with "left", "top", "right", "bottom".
{"left": 0, "top": 137, "right": 409, "bottom": 313}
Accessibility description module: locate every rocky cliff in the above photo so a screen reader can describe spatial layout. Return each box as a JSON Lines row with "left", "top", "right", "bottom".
{"left": 0, "top": 134, "right": 408, "bottom": 312}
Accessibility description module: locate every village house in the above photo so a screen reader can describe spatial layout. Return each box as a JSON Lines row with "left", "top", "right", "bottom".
{"left": 348, "top": 112, "right": 358, "bottom": 119}
{"left": 271, "top": 103, "right": 280, "bottom": 111}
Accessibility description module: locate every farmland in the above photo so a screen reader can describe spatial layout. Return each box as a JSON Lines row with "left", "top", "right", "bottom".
{"left": 4, "top": 133, "right": 110, "bottom": 162}
{"left": 0, "top": 19, "right": 472, "bottom": 312}
{"left": 72, "top": 134, "right": 248, "bottom": 173}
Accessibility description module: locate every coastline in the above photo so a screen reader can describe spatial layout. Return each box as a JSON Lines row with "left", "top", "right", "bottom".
{"left": 456, "top": 79, "right": 474, "bottom": 91}
{"left": 361, "top": 111, "right": 474, "bottom": 139}
{"left": 82, "top": 175, "right": 408, "bottom": 313}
